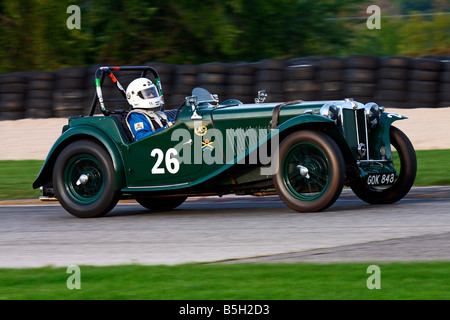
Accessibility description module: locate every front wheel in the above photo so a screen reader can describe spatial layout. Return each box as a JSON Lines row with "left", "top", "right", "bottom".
{"left": 53, "top": 139, "right": 119, "bottom": 218}
{"left": 273, "top": 130, "right": 345, "bottom": 212}
{"left": 350, "top": 126, "right": 417, "bottom": 204}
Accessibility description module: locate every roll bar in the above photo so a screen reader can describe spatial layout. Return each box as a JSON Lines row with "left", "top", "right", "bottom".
{"left": 89, "top": 66, "right": 164, "bottom": 116}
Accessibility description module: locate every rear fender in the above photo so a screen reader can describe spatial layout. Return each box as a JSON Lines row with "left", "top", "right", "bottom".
{"left": 32, "top": 125, "right": 126, "bottom": 190}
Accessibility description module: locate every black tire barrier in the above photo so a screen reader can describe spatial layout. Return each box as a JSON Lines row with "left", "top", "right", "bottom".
{"left": 0, "top": 72, "right": 28, "bottom": 120}
{"left": 346, "top": 55, "right": 378, "bottom": 70}
{"left": 379, "top": 56, "right": 411, "bottom": 69}
{"left": 1, "top": 55, "right": 450, "bottom": 120}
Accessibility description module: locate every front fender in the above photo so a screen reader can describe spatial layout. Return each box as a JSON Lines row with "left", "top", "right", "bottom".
{"left": 32, "top": 125, "right": 126, "bottom": 190}
{"left": 368, "top": 111, "right": 408, "bottom": 159}
{"left": 276, "top": 114, "right": 336, "bottom": 132}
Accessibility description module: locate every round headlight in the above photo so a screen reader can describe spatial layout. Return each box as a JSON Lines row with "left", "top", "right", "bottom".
{"left": 364, "top": 102, "right": 381, "bottom": 128}
{"left": 319, "top": 103, "right": 339, "bottom": 121}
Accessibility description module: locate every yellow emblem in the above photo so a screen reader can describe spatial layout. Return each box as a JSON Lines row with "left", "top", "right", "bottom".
{"left": 202, "top": 139, "right": 214, "bottom": 151}
{"left": 194, "top": 126, "right": 208, "bottom": 136}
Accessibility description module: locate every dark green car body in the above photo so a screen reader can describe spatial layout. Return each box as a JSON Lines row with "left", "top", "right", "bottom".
{"left": 33, "top": 66, "right": 416, "bottom": 217}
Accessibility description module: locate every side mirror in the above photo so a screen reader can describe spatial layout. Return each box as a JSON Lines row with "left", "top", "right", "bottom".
{"left": 212, "top": 94, "right": 219, "bottom": 104}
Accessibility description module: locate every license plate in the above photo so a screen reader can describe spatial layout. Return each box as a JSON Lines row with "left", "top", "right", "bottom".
{"left": 366, "top": 172, "right": 396, "bottom": 186}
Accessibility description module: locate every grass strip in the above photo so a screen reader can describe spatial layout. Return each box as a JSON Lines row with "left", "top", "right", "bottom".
{"left": 0, "top": 262, "right": 449, "bottom": 300}
{"left": 0, "top": 149, "right": 449, "bottom": 200}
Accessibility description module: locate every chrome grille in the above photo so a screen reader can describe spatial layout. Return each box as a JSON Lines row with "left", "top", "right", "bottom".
{"left": 341, "top": 108, "right": 368, "bottom": 160}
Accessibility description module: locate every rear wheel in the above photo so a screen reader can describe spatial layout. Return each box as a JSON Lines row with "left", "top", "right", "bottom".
{"left": 136, "top": 196, "right": 187, "bottom": 211}
{"left": 273, "top": 130, "right": 345, "bottom": 212}
{"left": 350, "top": 126, "right": 417, "bottom": 204}
{"left": 53, "top": 139, "right": 119, "bottom": 218}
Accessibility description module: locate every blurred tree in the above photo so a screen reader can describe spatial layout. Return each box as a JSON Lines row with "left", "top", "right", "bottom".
{"left": 0, "top": 0, "right": 447, "bottom": 74}
{"left": 0, "top": 0, "right": 364, "bottom": 72}
{"left": 398, "top": 13, "right": 450, "bottom": 57}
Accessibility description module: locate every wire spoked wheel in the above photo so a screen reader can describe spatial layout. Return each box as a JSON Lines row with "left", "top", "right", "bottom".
{"left": 282, "top": 142, "right": 330, "bottom": 201}
{"left": 273, "top": 130, "right": 345, "bottom": 212}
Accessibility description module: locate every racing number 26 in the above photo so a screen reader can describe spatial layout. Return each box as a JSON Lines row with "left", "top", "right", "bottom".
{"left": 151, "top": 148, "right": 180, "bottom": 174}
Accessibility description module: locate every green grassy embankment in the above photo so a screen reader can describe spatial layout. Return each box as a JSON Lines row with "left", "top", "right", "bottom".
{"left": 0, "top": 262, "right": 449, "bottom": 300}
{"left": 0, "top": 149, "right": 448, "bottom": 200}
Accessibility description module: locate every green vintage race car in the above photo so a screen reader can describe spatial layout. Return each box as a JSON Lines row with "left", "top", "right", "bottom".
{"left": 33, "top": 66, "right": 417, "bottom": 218}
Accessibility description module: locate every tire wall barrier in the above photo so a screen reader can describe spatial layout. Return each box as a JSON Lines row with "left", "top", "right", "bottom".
{"left": 0, "top": 55, "right": 449, "bottom": 120}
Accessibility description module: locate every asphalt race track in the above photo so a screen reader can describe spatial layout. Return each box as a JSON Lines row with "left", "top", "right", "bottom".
{"left": 0, "top": 186, "right": 449, "bottom": 268}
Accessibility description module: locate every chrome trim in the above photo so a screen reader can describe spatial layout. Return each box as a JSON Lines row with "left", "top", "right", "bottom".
{"left": 357, "top": 159, "right": 389, "bottom": 165}
{"left": 364, "top": 110, "right": 370, "bottom": 161}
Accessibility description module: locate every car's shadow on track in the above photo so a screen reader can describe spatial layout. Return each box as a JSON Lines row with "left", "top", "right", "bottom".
{"left": 104, "top": 194, "right": 413, "bottom": 218}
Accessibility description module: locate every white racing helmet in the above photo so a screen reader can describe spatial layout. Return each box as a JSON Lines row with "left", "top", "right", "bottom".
{"left": 126, "top": 78, "right": 162, "bottom": 109}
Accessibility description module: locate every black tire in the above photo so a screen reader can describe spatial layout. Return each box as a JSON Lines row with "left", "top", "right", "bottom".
{"left": 229, "top": 63, "right": 256, "bottom": 75}
{"left": 441, "top": 71, "right": 450, "bottom": 83}
{"left": 344, "top": 82, "right": 376, "bottom": 97}
{"left": 25, "top": 108, "right": 54, "bottom": 119}
{"left": 318, "top": 69, "right": 344, "bottom": 82}
{"left": 439, "top": 91, "right": 450, "bottom": 101}
{"left": 273, "top": 130, "right": 345, "bottom": 212}
{"left": 255, "top": 81, "right": 282, "bottom": 93}
{"left": 256, "top": 59, "right": 286, "bottom": 70}
{"left": 0, "top": 111, "right": 25, "bottom": 120}
{"left": 27, "top": 90, "right": 54, "bottom": 100}
{"left": 379, "top": 56, "right": 411, "bottom": 69}
{"left": 175, "top": 65, "right": 198, "bottom": 75}
{"left": 56, "top": 78, "right": 85, "bottom": 90}
{"left": 286, "top": 91, "right": 316, "bottom": 101}
{"left": 53, "top": 139, "right": 119, "bottom": 218}
{"left": 409, "top": 70, "right": 440, "bottom": 82}
{"left": 285, "top": 65, "right": 316, "bottom": 80}
{"left": 226, "top": 84, "right": 254, "bottom": 96}
{"left": 28, "top": 80, "right": 54, "bottom": 91}
{"left": 320, "top": 81, "right": 344, "bottom": 92}
{"left": 25, "top": 98, "right": 54, "bottom": 110}
{"left": 283, "top": 80, "right": 319, "bottom": 93}
{"left": 173, "top": 74, "right": 197, "bottom": 86}
{"left": 408, "top": 91, "right": 438, "bottom": 103}
{"left": 346, "top": 55, "right": 378, "bottom": 69}
{"left": 255, "top": 70, "right": 284, "bottom": 82}
{"left": 199, "top": 62, "right": 227, "bottom": 74}
{"left": 409, "top": 80, "right": 439, "bottom": 93}
{"left": 0, "top": 99, "right": 25, "bottom": 112}
{"left": 320, "top": 57, "right": 346, "bottom": 69}
{"left": 375, "top": 89, "right": 407, "bottom": 102}
{"left": 350, "top": 126, "right": 416, "bottom": 204}
{"left": 228, "top": 74, "right": 254, "bottom": 86}
{"left": 136, "top": 196, "right": 187, "bottom": 211}
{"left": 344, "top": 68, "right": 376, "bottom": 83}
{"left": 57, "top": 67, "right": 87, "bottom": 79}
{"left": 0, "top": 83, "right": 26, "bottom": 94}
{"left": 197, "top": 73, "right": 226, "bottom": 85}
{"left": 377, "top": 68, "right": 408, "bottom": 80}
{"left": 377, "top": 79, "right": 407, "bottom": 91}
{"left": 410, "top": 58, "right": 442, "bottom": 71}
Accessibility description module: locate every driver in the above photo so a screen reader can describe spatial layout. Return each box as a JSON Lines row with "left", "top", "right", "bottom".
{"left": 125, "top": 78, "right": 175, "bottom": 141}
